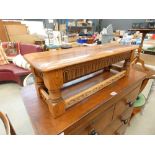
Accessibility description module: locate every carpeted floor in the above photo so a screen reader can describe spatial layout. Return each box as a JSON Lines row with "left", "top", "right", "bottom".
{"left": 125, "top": 80, "right": 155, "bottom": 134}
{"left": 0, "top": 83, "right": 34, "bottom": 134}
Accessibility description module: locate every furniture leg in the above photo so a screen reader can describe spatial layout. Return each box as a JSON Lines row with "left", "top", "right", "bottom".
{"left": 104, "top": 66, "right": 111, "bottom": 71}
{"left": 31, "top": 67, "right": 44, "bottom": 97}
{"left": 43, "top": 70, "right": 65, "bottom": 118}
{"left": 135, "top": 32, "right": 148, "bottom": 70}
{"left": 123, "top": 50, "right": 135, "bottom": 75}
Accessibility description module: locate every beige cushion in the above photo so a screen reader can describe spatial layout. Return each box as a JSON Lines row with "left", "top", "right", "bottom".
{"left": 12, "top": 54, "right": 30, "bottom": 70}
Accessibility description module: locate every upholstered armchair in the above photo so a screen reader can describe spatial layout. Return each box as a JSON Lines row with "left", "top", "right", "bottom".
{"left": 0, "top": 43, "right": 43, "bottom": 85}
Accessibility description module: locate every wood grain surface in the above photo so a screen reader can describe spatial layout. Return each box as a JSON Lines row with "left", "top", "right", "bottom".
{"left": 24, "top": 43, "right": 138, "bottom": 72}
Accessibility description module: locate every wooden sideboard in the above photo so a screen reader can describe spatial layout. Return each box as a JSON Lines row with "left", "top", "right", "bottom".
{"left": 21, "top": 69, "right": 146, "bottom": 135}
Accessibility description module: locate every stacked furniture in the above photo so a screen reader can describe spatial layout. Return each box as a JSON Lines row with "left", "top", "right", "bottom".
{"left": 22, "top": 43, "right": 148, "bottom": 135}
{"left": 0, "top": 20, "right": 44, "bottom": 44}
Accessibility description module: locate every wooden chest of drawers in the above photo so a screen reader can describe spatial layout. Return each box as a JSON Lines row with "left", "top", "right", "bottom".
{"left": 64, "top": 85, "right": 140, "bottom": 135}
{"left": 21, "top": 69, "right": 146, "bottom": 135}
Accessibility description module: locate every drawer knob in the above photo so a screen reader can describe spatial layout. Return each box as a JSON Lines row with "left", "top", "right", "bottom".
{"left": 128, "top": 101, "right": 133, "bottom": 107}
{"left": 89, "top": 129, "right": 99, "bottom": 135}
{"left": 122, "top": 119, "right": 128, "bottom": 124}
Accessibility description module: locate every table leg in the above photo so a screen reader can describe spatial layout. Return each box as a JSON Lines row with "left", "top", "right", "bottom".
{"left": 31, "top": 67, "right": 45, "bottom": 97}
{"left": 43, "top": 70, "right": 65, "bottom": 118}
{"left": 123, "top": 50, "right": 135, "bottom": 75}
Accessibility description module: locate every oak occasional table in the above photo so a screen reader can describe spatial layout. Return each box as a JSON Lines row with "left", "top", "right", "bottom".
{"left": 24, "top": 43, "right": 138, "bottom": 118}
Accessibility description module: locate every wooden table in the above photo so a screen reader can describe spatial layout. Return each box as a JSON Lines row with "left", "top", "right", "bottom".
{"left": 24, "top": 43, "right": 139, "bottom": 118}
{"left": 129, "top": 29, "right": 155, "bottom": 70}
{"left": 21, "top": 68, "right": 146, "bottom": 135}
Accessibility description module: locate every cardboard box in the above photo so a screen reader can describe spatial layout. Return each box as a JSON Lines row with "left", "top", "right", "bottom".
{"left": 60, "top": 24, "right": 66, "bottom": 32}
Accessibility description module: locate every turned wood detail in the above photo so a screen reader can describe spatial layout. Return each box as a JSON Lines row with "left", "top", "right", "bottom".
{"left": 63, "top": 52, "right": 131, "bottom": 83}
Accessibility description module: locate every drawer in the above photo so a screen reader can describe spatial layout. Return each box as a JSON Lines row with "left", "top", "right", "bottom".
{"left": 114, "top": 108, "right": 132, "bottom": 135}
{"left": 90, "top": 106, "right": 114, "bottom": 134}
{"left": 115, "top": 123, "right": 129, "bottom": 135}
{"left": 103, "top": 107, "right": 132, "bottom": 135}
{"left": 102, "top": 118, "right": 123, "bottom": 135}
{"left": 120, "top": 107, "right": 133, "bottom": 123}
{"left": 64, "top": 100, "right": 114, "bottom": 135}
{"left": 127, "top": 86, "right": 141, "bottom": 103}
{"left": 113, "top": 86, "right": 140, "bottom": 119}
{"left": 73, "top": 125, "right": 92, "bottom": 135}
{"left": 65, "top": 106, "right": 114, "bottom": 135}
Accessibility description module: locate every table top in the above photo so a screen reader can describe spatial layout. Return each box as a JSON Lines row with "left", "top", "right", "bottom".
{"left": 144, "top": 40, "right": 155, "bottom": 44}
{"left": 21, "top": 69, "right": 146, "bottom": 135}
{"left": 24, "top": 43, "right": 138, "bottom": 72}
{"left": 129, "top": 29, "right": 155, "bottom": 33}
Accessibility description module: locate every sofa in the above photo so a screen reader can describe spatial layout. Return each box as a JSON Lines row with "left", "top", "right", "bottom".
{"left": 0, "top": 43, "right": 43, "bottom": 85}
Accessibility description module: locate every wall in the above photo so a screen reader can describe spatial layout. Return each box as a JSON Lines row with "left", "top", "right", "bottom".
{"left": 21, "top": 21, "right": 46, "bottom": 35}
{"left": 102, "top": 19, "right": 145, "bottom": 31}
{"left": 43, "top": 19, "right": 100, "bottom": 32}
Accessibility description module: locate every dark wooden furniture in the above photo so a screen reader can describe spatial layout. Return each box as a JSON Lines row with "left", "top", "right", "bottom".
{"left": 0, "top": 20, "right": 8, "bottom": 42}
{"left": 129, "top": 29, "right": 155, "bottom": 70}
{"left": 21, "top": 68, "right": 146, "bottom": 135}
{"left": 0, "top": 20, "right": 44, "bottom": 44}
{"left": 24, "top": 43, "right": 138, "bottom": 118}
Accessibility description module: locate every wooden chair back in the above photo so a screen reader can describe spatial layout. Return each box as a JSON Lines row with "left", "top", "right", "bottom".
{"left": 0, "top": 112, "right": 16, "bottom": 135}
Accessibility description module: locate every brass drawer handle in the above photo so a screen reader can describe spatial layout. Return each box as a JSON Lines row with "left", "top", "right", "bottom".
{"left": 89, "top": 129, "right": 99, "bottom": 135}
{"left": 128, "top": 101, "right": 134, "bottom": 107}
{"left": 121, "top": 119, "right": 128, "bottom": 124}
